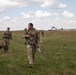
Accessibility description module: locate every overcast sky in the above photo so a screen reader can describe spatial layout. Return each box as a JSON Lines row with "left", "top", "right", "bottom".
{"left": 0, "top": 0, "right": 76, "bottom": 30}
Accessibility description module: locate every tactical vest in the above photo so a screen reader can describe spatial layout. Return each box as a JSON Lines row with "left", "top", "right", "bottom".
{"left": 27, "top": 28, "right": 38, "bottom": 45}
{"left": 3, "top": 31, "right": 12, "bottom": 39}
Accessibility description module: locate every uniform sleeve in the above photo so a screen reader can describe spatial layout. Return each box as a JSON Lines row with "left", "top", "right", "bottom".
{"left": 10, "top": 32, "right": 12, "bottom": 40}
{"left": 37, "top": 31, "right": 42, "bottom": 44}
{"left": 2, "top": 32, "right": 6, "bottom": 40}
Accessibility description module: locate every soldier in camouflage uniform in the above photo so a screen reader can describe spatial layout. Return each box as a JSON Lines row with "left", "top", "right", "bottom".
{"left": 24, "top": 23, "right": 42, "bottom": 68}
{"left": 2, "top": 27, "right": 12, "bottom": 53}
{"left": 24, "top": 28, "right": 28, "bottom": 45}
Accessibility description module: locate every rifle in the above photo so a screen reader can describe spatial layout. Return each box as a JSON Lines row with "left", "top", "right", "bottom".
{"left": 38, "top": 47, "right": 41, "bottom": 52}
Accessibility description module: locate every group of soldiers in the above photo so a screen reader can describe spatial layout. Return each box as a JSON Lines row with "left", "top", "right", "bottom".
{"left": 0, "top": 23, "right": 42, "bottom": 68}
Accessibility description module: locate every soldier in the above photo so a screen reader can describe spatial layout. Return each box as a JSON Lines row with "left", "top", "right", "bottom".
{"left": 2, "top": 27, "right": 12, "bottom": 53}
{"left": 24, "top": 23, "right": 42, "bottom": 68}
{"left": 41, "top": 30, "right": 44, "bottom": 36}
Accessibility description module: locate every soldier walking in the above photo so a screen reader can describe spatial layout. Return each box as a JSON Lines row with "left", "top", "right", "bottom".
{"left": 2, "top": 27, "right": 12, "bottom": 53}
{"left": 24, "top": 23, "right": 42, "bottom": 68}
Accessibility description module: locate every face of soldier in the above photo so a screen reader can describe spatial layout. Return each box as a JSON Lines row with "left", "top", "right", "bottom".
{"left": 7, "top": 28, "right": 10, "bottom": 31}
{"left": 28, "top": 25, "right": 32, "bottom": 30}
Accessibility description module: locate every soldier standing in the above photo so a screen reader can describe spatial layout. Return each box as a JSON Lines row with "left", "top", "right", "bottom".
{"left": 2, "top": 27, "right": 12, "bottom": 53}
{"left": 41, "top": 30, "right": 44, "bottom": 36}
{"left": 24, "top": 23, "right": 42, "bottom": 68}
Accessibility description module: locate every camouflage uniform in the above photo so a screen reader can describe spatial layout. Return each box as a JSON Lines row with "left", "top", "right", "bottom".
{"left": 2, "top": 30, "right": 12, "bottom": 53}
{"left": 24, "top": 28, "right": 28, "bottom": 45}
{"left": 0, "top": 41, "right": 3, "bottom": 49}
{"left": 24, "top": 28, "right": 40, "bottom": 66}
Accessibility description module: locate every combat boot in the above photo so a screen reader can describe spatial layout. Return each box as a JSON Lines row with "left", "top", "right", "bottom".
{"left": 29, "top": 64, "right": 34, "bottom": 68}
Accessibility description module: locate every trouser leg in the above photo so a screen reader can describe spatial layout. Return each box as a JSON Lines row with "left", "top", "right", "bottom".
{"left": 3, "top": 39, "right": 9, "bottom": 53}
{"left": 27, "top": 45, "right": 36, "bottom": 66}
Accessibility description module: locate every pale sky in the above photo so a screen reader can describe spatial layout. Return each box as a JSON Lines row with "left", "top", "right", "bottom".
{"left": 0, "top": 0, "right": 76, "bottom": 30}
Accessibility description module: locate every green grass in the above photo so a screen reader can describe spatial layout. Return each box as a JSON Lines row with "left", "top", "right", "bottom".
{"left": 0, "top": 31, "right": 76, "bottom": 75}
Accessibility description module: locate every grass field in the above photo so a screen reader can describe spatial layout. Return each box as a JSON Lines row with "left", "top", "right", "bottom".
{"left": 0, "top": 31, "right": 76, "bottom": 75}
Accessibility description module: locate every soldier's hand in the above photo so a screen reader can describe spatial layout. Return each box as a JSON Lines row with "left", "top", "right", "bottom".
{"left": 40, "top": 43, "right": 42, "bottom": 47}
{"left": 25, "top": 35, "right": 30, "bottom": 38}
{"left": 39, "top": 41, "right": 42, "bottom": 46}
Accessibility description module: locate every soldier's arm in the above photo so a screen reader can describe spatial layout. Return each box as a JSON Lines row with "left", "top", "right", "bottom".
{"left": 2, "top": 32, "right": 6, "bottom": 40}
{"left": 39, "top": 34, "right": 42, "bottom": 44}
{"left": 10, "top": 32, "right": 12, "bottom": 40}
{"left": 23, "top": 30, "right": 29, "bottom": 38}
{"left": 37, "top": 31, "right": 42, "bottom": 44}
